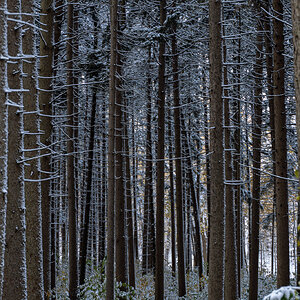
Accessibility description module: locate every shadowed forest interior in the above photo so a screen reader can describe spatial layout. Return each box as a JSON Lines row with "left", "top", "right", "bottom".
{"left": 0, "top": 0, "right": 300, "bottom": 299}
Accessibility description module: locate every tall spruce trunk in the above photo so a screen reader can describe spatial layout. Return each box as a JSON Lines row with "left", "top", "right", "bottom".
{"left": 171, "top": 1, "right": 186, "bottom": 295}
{"left": 249, "top": 18, "right": 263, "bottom": 300}
{"left": 106, "top": 0, "right": 118, "bottom": 298}
{"left": 23, "top": 1, "right": 44, "bottom": 298}
{"left": 155, "top": 0, "right": 166, "bottom": 298}
{"left": 142, "top": 50, "right": 155, "bottom": 273}
{"left": 273, "top": 0, "right": 290, "bottom": 287}
{"left": 0, "top": 0, "right": 8, "bottom": 296}
{"left": 208, "top": 0, "right": 225, "bottom": 297}
{"left": 292, "top": 0, "right": 300, "bottom": 286}
{"left": 39, "top": 0, "right": 54, "bottom": 296}
{"left": 66, "top": 2, "right": 78, "bottom": 299}
{"left": 3, "top": 0, "right": 27, "bottom": 298}
{"left": 115, "top": 0, "right": 128, "bottom": 288}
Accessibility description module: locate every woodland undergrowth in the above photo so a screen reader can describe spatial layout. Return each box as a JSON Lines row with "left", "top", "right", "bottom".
{"left": 51, "top": 260, "right": 284, "bottom": 299}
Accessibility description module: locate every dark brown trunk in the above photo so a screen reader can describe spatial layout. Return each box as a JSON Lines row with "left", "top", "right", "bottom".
{"left": 273, "top": 0, "right": 290, "bottom": 287}
{"left": 171, "top": 2, "right": 186, "bottom": 295}
{"left": 155, "top": 0, "right": 166, "bottom": 298}
{"left": 208, "top": 0, "right": 224, "bottom": 297}
{"left": 249, "top": 18, "right": 263, "bottom": 300}
{"left": 67, "top": 2, "right": 78, "bottom": 299}
{"left": 105, "top": 0, "right": 118, "bottom": 297}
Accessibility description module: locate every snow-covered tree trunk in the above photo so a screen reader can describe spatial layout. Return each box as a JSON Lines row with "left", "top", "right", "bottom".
{"left": 172, "top": 0, "right": 186, "bottom": 296}
{"left": 106, "top": 0, "right": 118, "bottom": 298}
{"left": 249, "top": 16, "right": 263, "bottom": 300}
{"left": 39, "top": 0, "right": 54, "bottom": 296}
{"left": 292, "top": 0, "right": 300, "bottom": 286}
{"left": 0, "top": 0, "right": 8, "bottom": 296}
{"left": 66, "top": 2, "right": 78, "bottom": 299}
{"left": 155, "top": 0, "right": 166, "bottom": 299}
{"left": 3, "top": 0, "right": 27, "bottom": 298}
{"left": 208, "top": 0, "right": 225, "bottom": 297}
{"left": 22, "top": 0, "right": 44, "bottom": 298}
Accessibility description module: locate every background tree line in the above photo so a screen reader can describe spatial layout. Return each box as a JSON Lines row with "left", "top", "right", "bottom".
{"left": 0, "top": 0, "right": 300, "bottom": 299}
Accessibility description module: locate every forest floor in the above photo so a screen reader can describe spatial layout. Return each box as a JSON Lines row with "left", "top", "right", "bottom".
{"left": 53, "top": 261, "right": 281, "bottom": 299}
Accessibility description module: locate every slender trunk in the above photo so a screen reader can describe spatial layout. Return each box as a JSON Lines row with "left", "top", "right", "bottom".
{"left": 105, "top": 0, "right": 118, "bottom": 297}
{"left": 39, "top": 0, "right": 54, "bottom": 297}
{"left": 3, "top": 0, "right": 27, "bottom": 298}
{"left": 23, "top": 1, "right": 44, "bottom": 298}
{"left": 142, "top": 46, "right": 155, "bottom": 274}
{"left": 115, "top": 0, "right": 127, "bottom": 287}
{"left": 0, "top": 0, "right": 8, "bottom": 296}
{"left": 168, "top": 117, "right": 176, "bottom": 277}
{"left": 208, "top": 0, "right": 225, "bottom": 297}
{"left": 124, "top": 108, "right": 136, "bottom": 288}
{"left": 292, "top": 0, "right": 300, "bottom": 285}
{"left": 79, "top": 87, "right": 97, "bottom": 285}
{"left": 155, "top": 0, "right": 166, "bottom": 298}
{"left": 204, "top": 99, "right": 211, "bottom": 275}
{"left": 67, "top": 2, "right": 78, "bottom": 299}
{"left": 248, "top": 18, "right": 263, "bottom": 300}
{"left": 264, "top": 7, "right": 276, "bottom": 277}
{"left": 171, "top": 3, "right": 186, "bottom": 295}
{"left": 273, "top": 0, "right": 290, "bottom": 287}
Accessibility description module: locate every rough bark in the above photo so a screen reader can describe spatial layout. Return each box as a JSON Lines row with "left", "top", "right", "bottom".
{"left": 292, "top": 0, "right": 300, "bottom": 286}
{"left": 67, "top": 2, "right": 78, "bottom": 299}
{"left": 124, "top": 107, "right": 136, "bottom": 288}
{"left": 171, "top": 2, "right": 186, "bottom": 295}
{"left": 249, "top": 18, "right": 263, "bottom": 300}
{"left": 105, "top": 0, "right": 118, "bottom": 298}
{"left": 273, "top": 0, "right": 290, "bottom": 287}
{"left": 155, "top": 0, "right": 166, "bottom": 298}
{"left": 23, "top": 1, "right": 44, "bottom": 298}
{"left": 208, "top": 0, "right": 225, "bottom": 298}
{"left": 3, "top": 0, "right": 27, "bottom": 298}
{"left": 0, "top": 0, "right": 7, "bottom": 296}
{"left": 115, "top": 0, "right": 128, "bottom": 288}
{"left": 142, "top": 51, "right": 155, "bottom": 273}
{"left": 39, "top": 0, "right": 54, "bottom": 297}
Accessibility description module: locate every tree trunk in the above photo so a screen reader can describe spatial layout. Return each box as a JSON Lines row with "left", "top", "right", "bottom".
{"left": 67, "top": 2, "right": 78, "bottom": 299}
{"left": 273, "top": 0, "right": 290, "bottom": 287}
{"left": 106, "top": 0, "right": 118, "bottom": 298}
{"left": 249, "top": 18, "right": 263, "bottom": 300}
{"left": 39, "top": 0, "right": 54, "bottom": 297}
{"left": 124, "top": 107, "right": 136, "bottom": 288}
{"left": 155, "top": 0, "right": 166, "bottom": 298}
{"left": 23, "top": 1, "right": 44, "bottom": 298}
{"left": 115, "top": 0, "right": 128, "bottom": 288}
{"left": 168, "top": 116, "right": 176, "bottom": 277}
{"left": 142, "top": 49, "right": 155, "bottom": 273}
{"left": 79, "top": 87, "right": 97, "bottom": 286}
{"left": 171, "top": 2, "right": 186, "bottom": 295}
{"left": 3, "top": 1, "right": 27, "bottom": 298}
{"left": 292, "top": 0, "right": 300, "bottom": 286}
{"left": 204, "top": 99, "right": 211, "bottom": 275}
{"left": 0, "top": 0, "right": 8, "bottom": 296}
{"left": 208, "top": 0, "right": 225, "bottom": 297}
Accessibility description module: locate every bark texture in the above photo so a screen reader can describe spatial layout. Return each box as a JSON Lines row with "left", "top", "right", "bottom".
{"left": 273, "top": 0, "right": 290, "bottom": 287}
{"left": 3, "top": 0, "right": 27, "bottom": 298}
{"left": 292, "top": 0, "right": 300, "bottom": 286}
{"left": 39, "top": 0, "right": 54, "bottom": 296}
{"left": 208, "top": 0, "right": 225, "bottom": 298}
{"left": 155, "top": 0, "right": 166, "bottom": 299}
